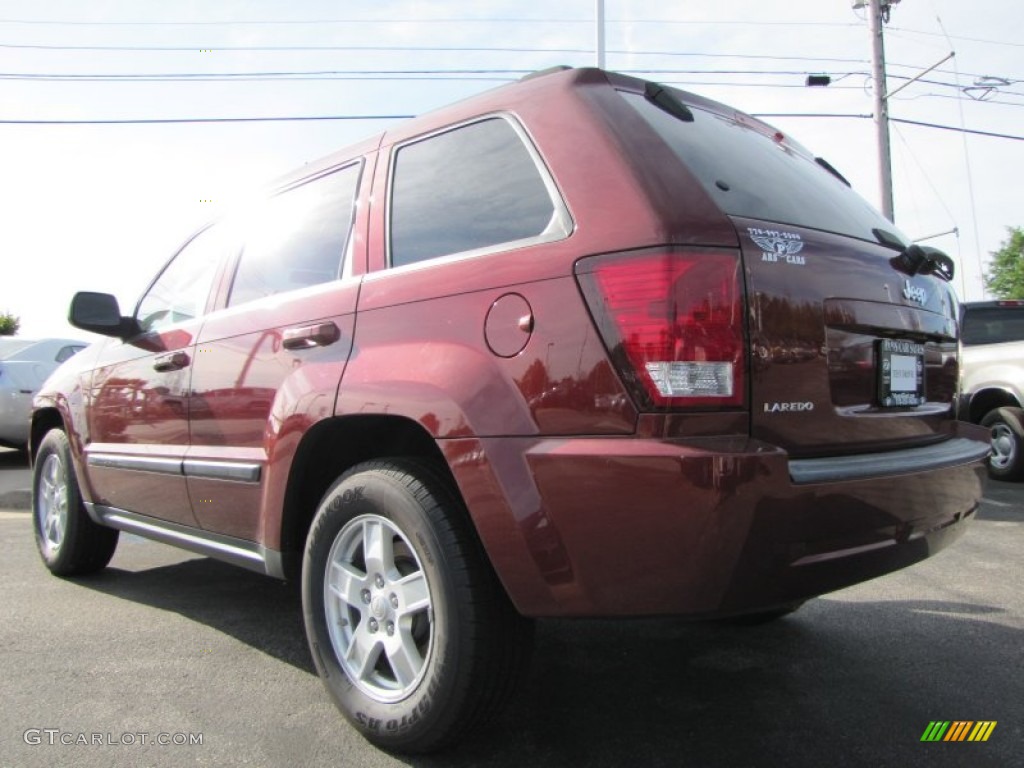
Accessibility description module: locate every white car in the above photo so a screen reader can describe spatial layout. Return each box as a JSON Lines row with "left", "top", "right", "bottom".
{"left": 0, "top": 338, "right": 85, "bottom": 449}
{"left": 959, "top": 300, "right": 1024, "bottom": 479}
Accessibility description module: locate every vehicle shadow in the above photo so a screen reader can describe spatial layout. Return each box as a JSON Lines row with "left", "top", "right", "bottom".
{"left": 439, "top": 599, "right": 1020, "bottom": 768}
{"left": 0, "top": 447, "right": 28, "bottom": 469}
{"left": 79, "top": 557, "right": 313, "bottom": 674}
{"left": 70, "top": 555, "right": 1020, "bottom": 768}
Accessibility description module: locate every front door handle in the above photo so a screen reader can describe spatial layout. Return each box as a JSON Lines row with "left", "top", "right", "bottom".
{"left": 282, "top": 321, "right": 341, "bottom": 350}
{"left": 153, "top": 351, "right": 190, "bottom": 372}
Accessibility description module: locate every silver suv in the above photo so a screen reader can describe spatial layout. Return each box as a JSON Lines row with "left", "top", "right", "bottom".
{"left": 960, "top": 300, "right": 1024, "bottom": 479}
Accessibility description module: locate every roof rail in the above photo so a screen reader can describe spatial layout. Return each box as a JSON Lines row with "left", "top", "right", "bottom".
{"left": 520, "top": 65, "right": 573, "bottom": 82}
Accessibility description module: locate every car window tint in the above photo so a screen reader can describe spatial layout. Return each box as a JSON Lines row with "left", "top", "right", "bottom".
{"left": 228, "top": 163, "right": 360, "bottom": 308}
{"left": 619, "top": 90, "right": 910, "bottom": 245}
{"left": 390, "top": 118, "right": 556, "bottom": 267}
{"left": 55, "top": 345, "right": 84, "bottom": 363}
{"left": 137, "top": 222, "right": 230, "bottom": 332}
{"left": 962, "top": 307, "right": 1024, "bottom": 345}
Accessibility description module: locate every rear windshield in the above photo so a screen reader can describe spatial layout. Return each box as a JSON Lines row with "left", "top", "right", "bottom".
{"left": 961, "top": 307, "right": 1024, "bottom": 346}
{"left": 620, "top": 89, "right": 906, "bottom": 244}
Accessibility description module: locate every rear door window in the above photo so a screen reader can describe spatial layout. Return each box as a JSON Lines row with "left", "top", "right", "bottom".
{"left": 228, "top": 163, "right": 361, "bottom": 307}
{"left": 389, "top": 116, "right": 570, "bottom": 268}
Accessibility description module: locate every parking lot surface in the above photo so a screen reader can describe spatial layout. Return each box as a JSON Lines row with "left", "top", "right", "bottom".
{"left": 0, "top": 464, "right": 1020, "bottom": 767}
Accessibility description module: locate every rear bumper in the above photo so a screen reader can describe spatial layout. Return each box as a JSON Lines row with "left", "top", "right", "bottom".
{"left": 449, "top": 421, "right": 988, "bottom": 618}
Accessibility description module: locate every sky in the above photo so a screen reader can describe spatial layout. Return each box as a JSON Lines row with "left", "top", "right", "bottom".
{"left": 1, "top": 0, "right": 1021, "bottom": 339}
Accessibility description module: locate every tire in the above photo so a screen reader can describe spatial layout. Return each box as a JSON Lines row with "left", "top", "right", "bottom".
{"left": 302, "top": 459, "right": 532, "bottom": 754}
{"left": 33, "top": 428, "right": 119, "bottom": 576}
{"left": 981, "top": 407, "right": 1024, "bottom": 481}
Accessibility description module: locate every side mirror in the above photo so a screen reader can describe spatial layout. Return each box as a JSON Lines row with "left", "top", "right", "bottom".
{"left": 68, "top": 292, "right": 138, "bottom": 339}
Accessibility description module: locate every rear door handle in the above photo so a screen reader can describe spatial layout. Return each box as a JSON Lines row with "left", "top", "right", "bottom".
{"left": 153, "top": 351, "right": 190, "bottom": 372}
{"left": 282, "top": 321, "right": 341, "bottom": 350}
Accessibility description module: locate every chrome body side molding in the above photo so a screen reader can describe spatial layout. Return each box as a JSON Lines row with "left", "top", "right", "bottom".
{"left": 87, "top": 453, "right": 261, "bottom": 483}
{"left": 84, "top": 502, "right": 285, "bottom": 578}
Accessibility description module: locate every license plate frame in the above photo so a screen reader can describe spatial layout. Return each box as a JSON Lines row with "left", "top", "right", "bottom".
{"left": 876, "top": 339, "right": 926, "bottom": 407}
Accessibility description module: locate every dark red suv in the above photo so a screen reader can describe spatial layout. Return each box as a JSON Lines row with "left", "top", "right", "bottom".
{"left": 31, "top": 67, "right": 988, "bottom": 753}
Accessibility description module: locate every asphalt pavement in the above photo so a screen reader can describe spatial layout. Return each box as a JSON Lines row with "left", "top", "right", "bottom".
{"left": 0, "top": 452, "right": 1020, "bottom": 768}
{"left": 0, "top": 447, "right": 29, "bottom": 509}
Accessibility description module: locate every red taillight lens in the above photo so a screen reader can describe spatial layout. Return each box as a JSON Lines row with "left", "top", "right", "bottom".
{"left": 576, "top": 249, "right": 746, "bottom": 409}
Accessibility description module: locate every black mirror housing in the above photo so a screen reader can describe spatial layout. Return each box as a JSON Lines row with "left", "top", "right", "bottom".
{"left": 68, "top": 292, "right": 137, "bottom": 338}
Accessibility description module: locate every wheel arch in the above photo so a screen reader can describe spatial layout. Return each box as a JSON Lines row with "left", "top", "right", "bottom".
{"left": 277, "top": 414, "right": 465, "bottom": 580}
{"left": 966, "top": 387, "right": 1020, "bottom": 423}
{"left": 29, "top": 407, "right": 65, "bottom": 464}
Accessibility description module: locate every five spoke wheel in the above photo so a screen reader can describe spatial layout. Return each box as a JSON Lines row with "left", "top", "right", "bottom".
{"left": 36, "top": 452, "right": 69, "bottom": 556}
{"left": 325, "top": 515, "right": 433, "bottom": 701}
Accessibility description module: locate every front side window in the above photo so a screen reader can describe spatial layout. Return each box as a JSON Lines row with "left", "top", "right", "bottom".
{"left": 228, "top": 163, "right": 361, "bottom": 308}
{"left": 136, "top": 223, "right": 229, "bottom": 332}
{"left": 390, "top": 117, "right": 565, "bottom": 268}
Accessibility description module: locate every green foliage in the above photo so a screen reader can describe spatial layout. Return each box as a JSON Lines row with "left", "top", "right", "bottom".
{"left": 984, "top": 226, "right": 1024, "bottom": 299}
{"left": 0, "top": 311, "right": 19, "bottom": 336}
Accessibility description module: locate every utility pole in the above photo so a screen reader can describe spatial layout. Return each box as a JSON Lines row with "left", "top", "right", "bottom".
{"left": 596, "top": 0, "right": 606, "bottom": 69}
{"left": 867, "top": 0, "right": 895, "bottom": 221}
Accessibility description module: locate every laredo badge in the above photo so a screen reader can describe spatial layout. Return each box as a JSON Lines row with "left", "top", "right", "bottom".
{"left": 749, "top": 227, "right": 806, "bottom": 265}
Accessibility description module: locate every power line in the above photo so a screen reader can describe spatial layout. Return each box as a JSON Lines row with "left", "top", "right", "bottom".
{"left": 0, "top": 68, "right": 536, "bottom": 79}
{"left": 0, "top": 17, "right": 863, "bottom": 27}
{"left": 753, "top": 113, "right": 872, "bottom": 118}
{"left": 0, "top": 67, "right": 918, "bottom": 81}
{"left": 2, "top": 113, "right": 1019, "bottom": 141}
{"left": 0, "top": 42, "right": 594, "bottom": 53}
{"left": 0, "top": 41, "right": 870, "bottom": 64}
{"left": 4, "top": 39, "right": 1020, "bottom": 85}
{"left": 0, "top": 115, "right": 415, "bottom": 124}
{"left": 888, "top": 26, "right": 1024, "bottom": 50}
{"left": 0, "top": 42, "right": 596, "bottom": 53}
{"left": 4, "top": 36, "right": 1019, "bottom": 82}
{"left": 0, "top": 15, "right": 1015, "bottom": 50}
{"left": 891, "top": 118, "right": 1024, "bottom": 141}
{"left": 755, "top": 113, "right": 1024, "bottom": 141}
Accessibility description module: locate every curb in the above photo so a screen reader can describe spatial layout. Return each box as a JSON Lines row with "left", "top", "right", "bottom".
{"left": 0, "top": 490, "right": 30, "bottom": 510}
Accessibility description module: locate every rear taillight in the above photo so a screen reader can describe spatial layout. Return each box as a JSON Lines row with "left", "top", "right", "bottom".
{"left": 575, "top": 249, "right": 746, "bottom": 409}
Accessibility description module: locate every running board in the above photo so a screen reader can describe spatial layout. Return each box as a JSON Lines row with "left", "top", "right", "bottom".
{"left": 84, "top": 502, "right": 286, "bottom": 579}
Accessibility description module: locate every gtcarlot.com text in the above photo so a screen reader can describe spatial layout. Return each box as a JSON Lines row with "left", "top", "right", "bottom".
{"left": 23, "top": 729, "right": 203, "bottom": 747}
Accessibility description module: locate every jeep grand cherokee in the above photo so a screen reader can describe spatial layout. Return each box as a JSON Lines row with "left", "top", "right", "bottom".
{"left": 31, "top": 67, "right": 988, "bottom": 753}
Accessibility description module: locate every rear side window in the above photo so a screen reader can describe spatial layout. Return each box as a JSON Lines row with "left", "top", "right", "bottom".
{"left": 389, "top": 117, "right": 567, "bottom": 268}
{"left": 620, "top": 89, "right": 906, "bottom": 244}
{"left": 962, "top": 307, "right": 1024, "bottom": 345}
{"left": 228, "top": 163, "right": 361, "bottom": 308}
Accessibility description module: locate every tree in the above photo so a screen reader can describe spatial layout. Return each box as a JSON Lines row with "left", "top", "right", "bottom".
{"left": 984, "top": 226, "right": 1024, "bottom": 299}
{"left": 0, "top": 311, "right": 19, "bottom": 336}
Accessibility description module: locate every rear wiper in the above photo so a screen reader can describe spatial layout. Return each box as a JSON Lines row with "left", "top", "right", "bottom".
{"left": 893, "top": 243, "right": 955, "bottom": 282}
{"left": 872, "top": 227, "right": 906, "bottom": 251}
{"left": 815, "top": 157, "right": 851, "bottom": 187}
{"left": 644, "top": 82, "right": 694, "bottom": 122}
